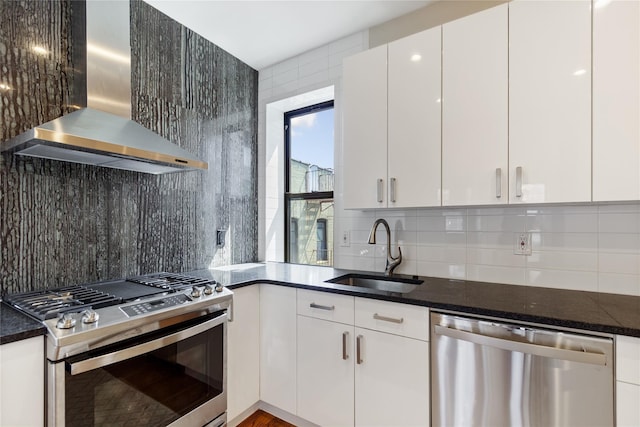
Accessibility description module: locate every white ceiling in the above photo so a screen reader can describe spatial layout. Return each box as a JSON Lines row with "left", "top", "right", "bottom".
{"left": 142, "top": 1, "right": 432, "bottom": 70}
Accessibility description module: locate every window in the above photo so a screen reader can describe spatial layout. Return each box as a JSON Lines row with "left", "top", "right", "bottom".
{"left": 285, "top": 101, "right": 334, "bottom": 266}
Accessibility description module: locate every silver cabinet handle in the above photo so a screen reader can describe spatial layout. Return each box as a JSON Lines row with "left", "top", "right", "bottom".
{"left": 516, "top": 166, "right": 523, "bottom": 198}
{"left": 342, "top": 331, "right": 349, "bottom": 360}
{"left": 389, "top": 177, "right": 397, "bottom": 203}
{"left": 373, "top": 313, "right": 404, "bottom": 324}
{"left": 496, "top": 168, "right": 502, "bottom": 199}
{"left": 356, "top": 334, "right": 364, "bottom": 365}
{"left": 310, "top": 302, "right": 335, "bottom": 311}
{"left": 376, "top": 178, "right": 384, "bottom": 203}
{"left": 434, "top": 325, "right": 607, "bottom": 366}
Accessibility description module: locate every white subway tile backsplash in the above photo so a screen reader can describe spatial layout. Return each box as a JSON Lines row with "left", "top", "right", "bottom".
{"left": 598, "top": 273, "right": 640, "bottom": 296}
{"left": 416, "top": 246, "right": 466, "bottom": 264}
{"left": 530, "top": 232, "right": 598, "bottom": 252}
{"left": 466, "top": 231, "right": 514, "bottom": 249}
{"left": 467, "top": 248, "right": 526, "bottom": 268}
{"left": 526, "top": 212, "right": 599, "bottom": 233}
{"left": 527, "top": 251, "right": 598, "bottom": 272}
{"left": 525, "top": 269, "right": 598, "bottom": 292}
{"left": 467, "top": 265, "right": 526, "bottom": 285}
{"left": 417, "top": 231, "right": 466, "bottom": 247}
{"left": 599, "top": 213, "right": 640, "bottom": 233}
{"left": 467, "top": 214, "right": 526, "bottom": 232}
{"left": 598, "top": 253, "right": 639, "bottom": 275}
{"left": 599, "top": 233, "right": 640, "bottom": 253}
{"left": 417, "top": 261, "right": 466, "bottom": 279}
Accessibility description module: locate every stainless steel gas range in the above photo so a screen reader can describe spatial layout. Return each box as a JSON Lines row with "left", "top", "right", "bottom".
{"left": 4, "top": 272, "right": 233, "bottom": 427}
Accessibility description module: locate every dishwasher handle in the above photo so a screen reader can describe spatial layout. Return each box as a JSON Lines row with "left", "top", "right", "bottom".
{"left": 434, "top": 324, "right": 607, "bottom": 366}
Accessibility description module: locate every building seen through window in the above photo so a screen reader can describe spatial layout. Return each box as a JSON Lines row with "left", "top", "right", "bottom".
{"left": 285, "top": 101, "right": 334, "bottom": 266}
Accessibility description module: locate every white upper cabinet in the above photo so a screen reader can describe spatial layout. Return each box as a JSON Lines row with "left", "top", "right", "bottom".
{"left": 593, "top": 0, "right": 640, "bottom": 202}
{"left": 442, "top": 4, "right": 508, "bottom": 206}
{"left": 343, "top": 45, "right": 388, "bottom": 209}
{"left": 508, "top": 0, "right": 592, "bottom": 204}
{"left": 388, "top": 26, "right": 442, "bottom": 208}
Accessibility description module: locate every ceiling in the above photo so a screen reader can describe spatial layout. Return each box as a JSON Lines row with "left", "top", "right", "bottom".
{"left": 142, "top": 1, "right": 432, "bottom": 70}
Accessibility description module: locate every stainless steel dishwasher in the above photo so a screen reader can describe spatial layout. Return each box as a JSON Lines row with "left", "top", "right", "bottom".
{"left": 431, "top": 311, "right": 614, "bottom": 427}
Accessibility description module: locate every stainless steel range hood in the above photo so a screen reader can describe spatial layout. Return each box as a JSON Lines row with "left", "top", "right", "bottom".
{"left": 0, "top": 1, "right": 208, "bottom": 174}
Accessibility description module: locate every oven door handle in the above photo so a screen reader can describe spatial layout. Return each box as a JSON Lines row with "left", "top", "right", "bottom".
{"left": 67, "top": 313, "right": 227, "bottom": 375}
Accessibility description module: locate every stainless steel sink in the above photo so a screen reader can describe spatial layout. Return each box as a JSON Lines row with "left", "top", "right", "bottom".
{"left": 325, "top": 273, "right": 423, "bottom": 294}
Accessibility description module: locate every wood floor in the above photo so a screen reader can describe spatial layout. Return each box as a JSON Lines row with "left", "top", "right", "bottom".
{"left": 237, "top": 410, "right": 296, "bottom": 427}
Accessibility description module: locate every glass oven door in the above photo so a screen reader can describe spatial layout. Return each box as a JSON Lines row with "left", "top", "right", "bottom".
{"left": 58, "top": 312, "right": 227, "bottom": 427}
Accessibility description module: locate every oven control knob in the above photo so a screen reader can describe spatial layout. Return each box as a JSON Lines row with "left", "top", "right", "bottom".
{"left": 82, "top": 309, "right": 99, "bottom": 324}
{"left": 56, "top": 312, "right": 76, "bottom": 329}
{"left": 203, "top": 285, "right": 214, "bottom": 295}
{"left": 215, "top": 283, "right": 223, "bottom": 293}
{"left": 191, "top": 286, "right": 202, "bottom": 298}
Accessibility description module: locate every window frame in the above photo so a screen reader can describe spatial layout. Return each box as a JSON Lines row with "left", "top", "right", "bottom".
{"left": 284, "top": 100, "right": 334, "bottom": 264}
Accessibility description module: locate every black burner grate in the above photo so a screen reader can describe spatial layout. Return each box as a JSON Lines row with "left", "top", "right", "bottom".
{"left": 127, "top": 272, "right": 217, "bottom": 291}
{"left": 4, "top": 285, "right": 121, "bottom": 321}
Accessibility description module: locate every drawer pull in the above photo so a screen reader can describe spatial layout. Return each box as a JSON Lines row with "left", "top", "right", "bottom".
{"left": 373, "top": 313, "right": 404, "bottom": 324}
{"left": 310, "top": 303, "right": 335, "bottom": 311}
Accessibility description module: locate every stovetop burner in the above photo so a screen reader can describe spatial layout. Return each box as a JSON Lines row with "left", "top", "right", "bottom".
{"left": 4, "top": 272, "right": 220, "bottom": 321}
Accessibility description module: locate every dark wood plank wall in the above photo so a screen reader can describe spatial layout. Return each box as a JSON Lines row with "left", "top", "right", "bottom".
{"left": 0, "top": 0, "right": 258, "bottom": 295}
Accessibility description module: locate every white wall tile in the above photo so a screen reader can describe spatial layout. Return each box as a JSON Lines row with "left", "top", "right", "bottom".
{"left": 598, "top": 253, "right": 639, "bottom": 275}
{"left": 530, "top": 232, "right": 598, "bottom": 252}
{"left": 599, "top": 212, "right": 640, "bottom": 233}
{"left": 467, "top": 265, "right": 526, "bottom": 285}
{"left": 599, "top": 273, "right": 640, "bottom": 296}
{"left": 467, "top": 214, "right": 526, "bottom": 232}
{"left": 417, "top": 261, "right": 466, "bottom": 279}
{"left": 526, "top": 213, "right": 599, "bottom": 233}
{"left": 525, "top": 269, "right": 598, "bottom": 291}
{"left": 599, "top": 233, "right": 640, "bottom": 253}
{"left": 467, "top": 248, "right": 526, "bottom": 268}
{"left": 527, "top": 251, "right": 598, "bottom": 272}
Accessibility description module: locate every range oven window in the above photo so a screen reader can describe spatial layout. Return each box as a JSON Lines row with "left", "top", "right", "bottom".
{"left": 64, "top": 321, "right": 224, "bottom": 426}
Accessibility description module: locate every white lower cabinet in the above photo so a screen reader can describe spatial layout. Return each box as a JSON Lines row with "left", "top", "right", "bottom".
{"left": 297, "top": 315, "right": 355, "bottom": 427}
{"left": 227, "top": 285, "right": 260, "bottom": 422}
{"left": 0, "top": 335, "right": 45, "bottom": 427}
{"left": 260, "top": 284, "right": 297, "bottom": 414}
{"left": 295, "top": 290, "right": 430, "bottom": 427}
{"left": 354, "top": 328, "right": 429, "bottom": 427}
{"left": 616, "top": 335, "right": 640, "bottom": 427}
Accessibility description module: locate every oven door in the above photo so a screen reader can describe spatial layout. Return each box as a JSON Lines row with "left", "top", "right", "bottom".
{"left": 48, "top": 311, "right": 227, "bottom": 427}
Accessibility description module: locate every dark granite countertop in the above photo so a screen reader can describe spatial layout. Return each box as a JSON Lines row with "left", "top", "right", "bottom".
{"left": 190, "top": 262, "right": 640, "bottom": 338}
{"left": 0, "top": 303, "right": 46, "bottom": 345}
{"left": 3, "top": 262, "right": 639, "bottom": 344}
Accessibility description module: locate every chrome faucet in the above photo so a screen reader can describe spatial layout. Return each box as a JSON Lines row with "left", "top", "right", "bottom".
{"left": 368, "top": 218, "right": 402, "bottom": 276}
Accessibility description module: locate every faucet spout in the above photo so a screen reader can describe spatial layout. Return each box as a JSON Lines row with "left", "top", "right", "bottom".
{"left": 368, "top": 218, "right": 402, "bottom": 276}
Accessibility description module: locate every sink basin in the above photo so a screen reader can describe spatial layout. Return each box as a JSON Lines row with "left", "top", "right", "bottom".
{"left": 325, "top": 274, "right": 423, "bottom": 294}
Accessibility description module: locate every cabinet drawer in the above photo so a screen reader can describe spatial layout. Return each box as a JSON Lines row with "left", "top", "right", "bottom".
{"left": 355, "top": 298, "right": 429, "bottom": 341}
{"left": 297, "top": 289, "right": 354, "bottom": 325}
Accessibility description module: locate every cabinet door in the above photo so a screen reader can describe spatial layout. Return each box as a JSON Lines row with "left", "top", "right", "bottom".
{"left": 616, "top": 335, "right": 640, "bottom": 426}
{"left": 509, "top": 0, "right": 591, "bottom": 203}
{"left": 260, "top": 284, "right": 297, "bottom": 414}
{"left": 593, "top": 0, "right": 640, "bottom": 201}
{"left": 343, "top": 45, "right": 388, "bottom": 209}
{"left": 388, "top": 26, "right": 441, "bottom": 208}
{"left": 0, "top": 336, "right": 44, "bottom": 427}
{"left": 227, "top": 285, "right": 260, "bottom": 422}
{"left": 442, "top": 4, "right": 508, "bottom": 206}
{"left": 354, "top": 328, "right": 429, "bottom": 427}
{"left": 297, "top": 316, "right": 354, "bottom": 427}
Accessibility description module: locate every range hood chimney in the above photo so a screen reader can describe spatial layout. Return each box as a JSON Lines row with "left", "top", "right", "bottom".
{"left": 0, "top": 1, "right": 208, "bottom": 174}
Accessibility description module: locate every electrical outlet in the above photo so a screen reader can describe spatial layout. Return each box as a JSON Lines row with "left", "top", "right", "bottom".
{"left": 340, "top": 230, "right": 351, "bottom": 247}
{"left": 514, "top": 232, "right": 532, "bottom": 255}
